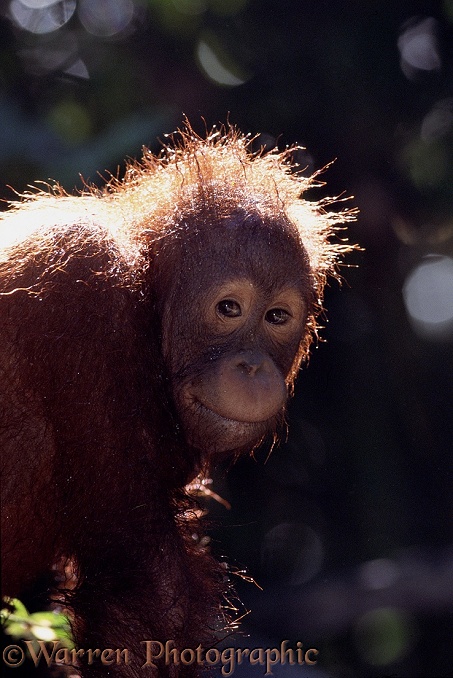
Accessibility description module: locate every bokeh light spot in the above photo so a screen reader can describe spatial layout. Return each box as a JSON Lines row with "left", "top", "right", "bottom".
{"left": 398, "top": 17, "right": 441, "bottom": 79}
{"left": 403, "top": 255, "right": 453, "bottom": 340}
{"left": 401, "top": 137, "right": 448, "bottom": 189}
{"left": 421, "top": 99, "right": 453, "bottom": 141}
{"left": 47, "top": 100, "right": 92, "bottom": 145}
{"left": 20, "top": 0, "right": 59, "bottom": 8}
{"left": 354, "top": 607, "right": 415, "bottom": 666}
{"left": 360, "top": 558, "right": 399, "bottom": 590}
{"left": 196, "top": 36, "right": 247, "bottom": 86}
{"left": 78, "top": 0, "right": 135, "bottom": 37}
{"left": 9, "top": 0, "right": 76, "bottom": 34}
{"left": 64, "top": 58, "right": 89, "bottom": 79}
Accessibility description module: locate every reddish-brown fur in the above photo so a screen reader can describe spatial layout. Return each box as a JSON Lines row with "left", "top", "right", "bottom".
{"left": 0, "top": 126, "right": 355, "bottom": 676}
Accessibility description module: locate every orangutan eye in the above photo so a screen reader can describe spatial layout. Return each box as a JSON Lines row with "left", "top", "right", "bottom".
{"left": 265, "top": 308, "right": 290, "bottom": 325}
{"left": 216, "top": 299, "right": 242, "bottom": 318}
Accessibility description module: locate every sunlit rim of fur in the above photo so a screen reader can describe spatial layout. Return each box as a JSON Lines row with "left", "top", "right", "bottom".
{"left": 117, "top": 122, "right": 358, "bottom": 285}
{"left": 1, "top": 122, "right": 358, "bottom": 358}
{"left": 2, "top": 121, "right": 357, "bottom": 281}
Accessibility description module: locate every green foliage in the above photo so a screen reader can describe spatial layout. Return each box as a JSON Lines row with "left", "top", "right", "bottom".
{"left": 1, "top": 598, "right": 73, "bottom": 647}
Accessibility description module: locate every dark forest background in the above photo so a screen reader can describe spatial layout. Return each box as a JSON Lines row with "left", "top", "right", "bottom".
{"left": 0, "top": 1, "right": 452, "bottom": 677}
